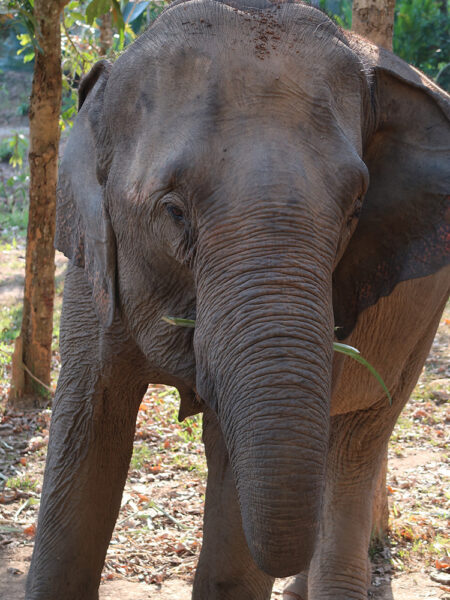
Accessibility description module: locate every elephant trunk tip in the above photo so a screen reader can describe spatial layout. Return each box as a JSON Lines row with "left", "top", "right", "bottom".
{"left": 244, "top": 518, "right": 319, "bottom": 578}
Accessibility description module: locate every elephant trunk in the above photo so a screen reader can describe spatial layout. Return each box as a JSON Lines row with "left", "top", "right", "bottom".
{"left": 195, "top": 234, "right": 334, "bottom": 577}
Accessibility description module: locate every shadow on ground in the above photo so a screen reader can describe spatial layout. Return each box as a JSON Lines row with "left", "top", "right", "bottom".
{"left": 1, "top": 545, "right": 447, "bottom": 600}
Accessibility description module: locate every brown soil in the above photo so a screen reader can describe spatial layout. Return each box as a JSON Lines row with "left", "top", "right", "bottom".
{"left": 0, "top": 547, "right": 192, "bottom": 600}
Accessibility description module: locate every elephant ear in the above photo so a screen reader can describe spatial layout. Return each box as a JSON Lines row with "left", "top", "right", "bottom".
{"left": 333, "top": 40, "right": 450, "bottom": 340}
{"left": 56, "top": 60, "right": 116, "bottom": 327}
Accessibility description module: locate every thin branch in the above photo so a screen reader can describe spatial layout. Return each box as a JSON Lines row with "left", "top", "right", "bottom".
{"left": 118, "top": 501, "right": 187, "bottom": 531}
{"left": 0, "top": 348, "right": 53, "bottom": 394}
{"left": 21, "top": 362, "right": 53, "bottom": 394}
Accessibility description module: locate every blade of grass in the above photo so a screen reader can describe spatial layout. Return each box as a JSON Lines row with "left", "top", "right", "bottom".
{"left": 162, "top": 316, "right": 391, "bottom": 404}
{"left": 333, "top": 342, "right": 392, "bottom": 404}
{"left": 162, "top": 316, "right": 196, "bottom": 328}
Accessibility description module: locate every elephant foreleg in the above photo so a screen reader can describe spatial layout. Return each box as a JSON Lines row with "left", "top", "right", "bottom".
{"left": 26, "top": 266, "right": 149, "bottom": 600}
{"left": 193, "top": 407, "right": 274, "bottom": 600}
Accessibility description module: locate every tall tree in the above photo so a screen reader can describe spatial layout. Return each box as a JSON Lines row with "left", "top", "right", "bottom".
{"left": 352, "top": 0, "right": 396, "bottom": 50}
{"left": 351, "top": 0, "right": 396, "bottom": 541}
{"left": 10, "top": 0, "right": 69, "bottom": 406}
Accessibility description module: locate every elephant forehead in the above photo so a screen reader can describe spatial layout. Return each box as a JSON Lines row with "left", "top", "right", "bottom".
{"left": 105, "top": 0, "right": 365, "bottom": 131}
{"left": 103, "top": 1, "right": 368, "bottom": 195}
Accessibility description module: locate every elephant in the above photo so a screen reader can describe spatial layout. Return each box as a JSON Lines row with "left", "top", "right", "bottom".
{"left": 25, "top": 0, "right": 449, "bottom": 598}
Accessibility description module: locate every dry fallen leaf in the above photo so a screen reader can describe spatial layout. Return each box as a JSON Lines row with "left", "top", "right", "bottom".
{"left": 436, "top": 557, "right": 450, "bottom": 572}
{"left": 23, "top": 523, "right": 36, "bottom": 537}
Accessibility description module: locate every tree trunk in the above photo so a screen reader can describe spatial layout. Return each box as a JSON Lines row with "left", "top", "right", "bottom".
{"left": 352, "top": 0, "right": 396, "bottom": 50}
{"left": 9, "top": 0, "right": 68, "bottom": 407}
{"left": 99, "top": 11, "right": 113, "bottom": 56}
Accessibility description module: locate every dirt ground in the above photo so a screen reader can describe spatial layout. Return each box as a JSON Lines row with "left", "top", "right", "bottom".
{"left": 0, "top": 546, "right": 191, "bottom": 600}
{"left": 0, "top": 539, "right": 448, "bottom": 600}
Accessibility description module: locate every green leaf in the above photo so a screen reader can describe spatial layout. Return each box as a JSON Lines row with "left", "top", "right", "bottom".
{"left": 86, "top": 0, "right": 111, "bottom": 25}
{"left": 111, "top": 0, "right": 125, "bottom": 31}
{"left": 333, "top": 342, "right": 392, "bottom": 404}
{"left": 162, "top": 316, "right": 196, "bottom": 328}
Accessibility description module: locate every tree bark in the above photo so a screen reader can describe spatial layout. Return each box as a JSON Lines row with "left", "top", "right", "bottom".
{"left": 352, "top": 0, "right": 396, "bottom": 50}
{"left": 9, "top": 0, "right": 69, "bottom": 407}
{"left": 99, "top": 11, "right": 113, "bottom": 56}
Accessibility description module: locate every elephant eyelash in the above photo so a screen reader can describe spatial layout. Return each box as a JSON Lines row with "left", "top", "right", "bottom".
{"left": 165, "top": 203, "right": 185, "bottom": 224}
{"left": 346, "top": 194, "right": 363, "bottom": 226}
{"left": 347, "top": 206, "right": 360, "bottom": 225}
{"left": 164, "top": 202, "right": 197, "bottom": 267}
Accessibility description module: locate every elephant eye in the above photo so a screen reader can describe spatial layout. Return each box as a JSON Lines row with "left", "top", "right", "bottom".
{"left": 165, "top": 203, "right": 184, "bottom": 223}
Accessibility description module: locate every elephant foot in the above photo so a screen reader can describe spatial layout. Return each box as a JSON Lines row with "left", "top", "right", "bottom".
{"left": 283, "top": 573, "right": 308, "bottom": 600}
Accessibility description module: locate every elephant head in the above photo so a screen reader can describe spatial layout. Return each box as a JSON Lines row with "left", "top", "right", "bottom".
{"left": 55, "top": 0, "right": 449, "bottom": 577}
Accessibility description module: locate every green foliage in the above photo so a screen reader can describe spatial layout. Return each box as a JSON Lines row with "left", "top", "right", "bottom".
{"left": 5, "top": 474, "right": 38, "bottom": 491}
{"left": 2, "top": 2, "right": 169, "bottom": 128}
{"left": 0, "top": 131, "right": 30, "bottom": 242}
{"left": 84, "top": 0, "right": 125, "bottom": 44}
{"left": 16, "top": 99, "right": 29, "bottom": 115}
{"left": 0, "top": 132, "right": 28, "bottom": 168}
{"left": 0, "top": 305, "right": 23, "bottom": 381}
{"left": 0, "top": 198, "right": 28, "bottom": 240}
{"left": 394, "top": 0, "right": 449, "bottom": 85}
{"left": 131, "top": 443, "right": 153, "bottom": 469}
{"left": 1, "top": 1, "right": 36, "bottom": 35}
{"left": 86, "top": 0, "right": 113, "bottom": 24}
{"left": 123, "top": 0, "right": 168, "bottom": 33}
{"left": 0, "top": 132, "right": 30, "bottom": 243}
{"left": 319, "top": 0, "right": 449, "bottom": 85}
{"left": 59, "top": 1, "right": 169, "bottom": 128}
{"left": 16, "top": 31, "right": 35, "bottom": 62}
{"left": 319, "top": 0, "right": 352, "bottom": 29}
{"left": 0, "top": 305, "right": 22, "bottom": 345}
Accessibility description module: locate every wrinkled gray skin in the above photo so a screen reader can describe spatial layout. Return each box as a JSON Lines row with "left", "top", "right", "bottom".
{"left": 26, "top": 1, "right": 450, "bottom": 599}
